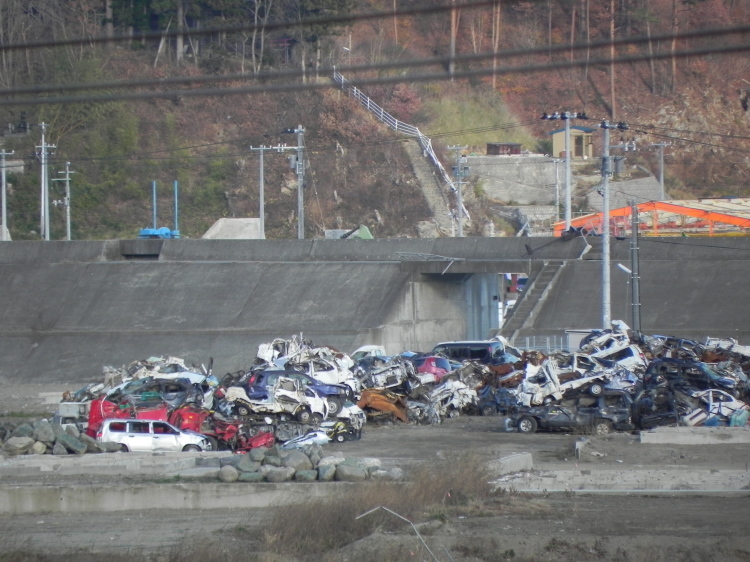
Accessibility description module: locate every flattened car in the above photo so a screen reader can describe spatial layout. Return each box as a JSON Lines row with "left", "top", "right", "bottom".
{"left": 515, "top": 393, "right": 635, "bottom": 435}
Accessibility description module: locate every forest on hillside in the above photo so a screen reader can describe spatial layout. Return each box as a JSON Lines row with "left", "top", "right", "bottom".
{"left": 0, "top": 0, "right": 748, "bottom": 240}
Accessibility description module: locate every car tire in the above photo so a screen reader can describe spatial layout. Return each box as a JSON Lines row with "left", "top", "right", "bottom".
{"left": 326, "top": 397, "right": 342, "bottom": 416}
{"left": 481, "top": 405, "right": 496, "bottom": 416}
{"left": 182, "top": 444, "right": 201, "bottom": 452}
{"left": 334, "top": 433, "right": 346, "bottom": 443}
{"left": 296, "top": 408, "right": 312, "bottom": 424}
{"left": 119, "top": 444, "right": 129, "bottom": 453}
{"left": 447, "top": 407, "right": 460, "bottom": 419}
{"left": 517, "top": 416, "right": 538, "bottom": 434}
{"left": 237, "top": 405, "right": 251, "bottom": 417}
{"left": 311, "top": 413, "right": 323, "bottom": 427}
{"left": 206, "top": 436, "right": 219, "bottom": 452}
{"left": 594, "top": 419, "right": 612, "bottom": 435}
{"left": 589, "top": 383, "right": 604, "bottom": 396}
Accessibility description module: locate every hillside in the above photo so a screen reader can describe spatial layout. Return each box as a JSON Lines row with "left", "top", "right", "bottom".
{"left": 1, "top": 0, "right": 748, "bottom": 241}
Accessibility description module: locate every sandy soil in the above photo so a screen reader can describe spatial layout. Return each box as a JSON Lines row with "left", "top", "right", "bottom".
{"left": 1, "top": 385, "right": 749, "bottom": 561}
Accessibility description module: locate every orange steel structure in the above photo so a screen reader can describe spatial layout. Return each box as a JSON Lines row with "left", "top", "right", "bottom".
{"left": 553, "top": 199, "right": 750, "bottom": 237}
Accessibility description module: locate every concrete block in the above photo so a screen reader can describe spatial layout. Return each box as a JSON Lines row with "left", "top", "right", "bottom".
{"left": 639, "top": 427, "right": 750, "bottom": 445}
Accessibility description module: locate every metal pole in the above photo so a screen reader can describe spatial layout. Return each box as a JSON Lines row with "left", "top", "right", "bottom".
{"left": 601, "top": 121, "right": 611, "bottom": 329}
{"left": 449, "top": 145, "right": 467, "bottom": 237}
{"left": 630, "top": 200, "right": 642, "bottom": 335}
{"left": 39, "top": 123, "right": 46, "bottom": 239}
{"left": 658, "top": 143, "right": 665, "bottom": 201}
{"left": 173, "top": 180, "right": 179, "bottom": 235}
{"left": 259, "top": 146, "right": 265, "bottom": 238}
{"left": 152, "top": 180, "right": 157, "bottom": 229}
{"left": 0, "top": 149, "right": 12, "bottom": 241}
{"left": 564, "top": 115, "right": 572, "bottom": 230}
{"left": 64, "top": 162, "right": 72, "bottom": 241}
{"left": 552, "top": 158, "right": 560, "bottom": 223}
{"left": 296, "top": 125, "right": 305, "bottom": 240}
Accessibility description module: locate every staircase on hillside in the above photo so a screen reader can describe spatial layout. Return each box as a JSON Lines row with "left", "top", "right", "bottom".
{"left": 332, "top": 68, "right": 459, "bottom": 235}
{"left": 502, "top": 260, "right": 566, "bottom": 341}
{"left": 402, "top": 140, "right": 454, "bottom": 235}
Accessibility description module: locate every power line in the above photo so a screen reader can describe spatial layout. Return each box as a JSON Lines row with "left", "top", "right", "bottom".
{"left": 3, "top": 23, "right": 748, "bottom": 101}
{"left": 0, "top": 0, "right": 503, "bottom": 53}
{"left": 5, "top": 38, "right": 750, "bottom": 108}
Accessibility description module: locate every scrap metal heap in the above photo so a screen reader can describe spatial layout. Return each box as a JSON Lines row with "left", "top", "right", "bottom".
{"left": 2, "top": 327, "right": 748, "bottom": 460}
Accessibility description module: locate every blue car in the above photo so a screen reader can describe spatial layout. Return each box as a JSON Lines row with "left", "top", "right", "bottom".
{"left": 243, "top": 369, "right": 352, "bottom": 416}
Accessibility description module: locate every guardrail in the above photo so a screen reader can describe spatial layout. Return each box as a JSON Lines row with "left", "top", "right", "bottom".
{"left": 332, "top": 68, "right": 456, "bottom": 193}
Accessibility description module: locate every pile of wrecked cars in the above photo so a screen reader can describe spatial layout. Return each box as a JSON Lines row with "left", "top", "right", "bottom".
{"left": 47, "top": 327, "right": 750, "bottom": 458}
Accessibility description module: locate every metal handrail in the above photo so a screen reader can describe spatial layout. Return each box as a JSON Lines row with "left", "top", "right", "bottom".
{"left": 333, "top": 68, "right": 456, "bottom": 192}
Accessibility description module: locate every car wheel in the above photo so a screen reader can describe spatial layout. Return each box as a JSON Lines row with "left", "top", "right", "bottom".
{"left": 182, "top": 444, "right": 201, "bottom": 452}
{"left": 206, "top": 437, "right": 219, "bottom": 452}
{"left": 119, "top": 444, "right": 129, "bottom": 453}
{"left": 237, "top": 405, "right": 251, "bottom": 417}
{"left": 447, "top": 407, "right": 460, "bottom": 419}
{"left": 517, "top": 416, "right": 538, "bottom": 434}
{"left": 589, "top": 383, "right": 604, "bottom": 396}
{"left": 334, "top": 433, "right": 347, "bottom": 443}
{"left": 296, "top": 408, "right": 312, "bottom": 424}
{"left": 481, "top": 405, "right": 496, "bottom": 416}
{"left": 594, "top": 419, "right": 612, "bottom": 435}
{"left": 327, "top": 397, "right": 342, "bottom": 416}
{"left": 311, "top": 413, "right": 323, "bottom": 427}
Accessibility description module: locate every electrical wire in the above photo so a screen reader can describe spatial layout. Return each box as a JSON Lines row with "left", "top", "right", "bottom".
{"left": 3, "top": 24, "right": 749, "bottom": 107}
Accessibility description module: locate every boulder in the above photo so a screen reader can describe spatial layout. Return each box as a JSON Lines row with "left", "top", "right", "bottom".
{"left": 318, "top": 464, "right": 336, "bottom": 481}
{"left": 218, "top": 465, "right": 239, "bottom": 483}
{"left": 65, "top": 425, "right": 81, "bottom": 439}
{"left": 2, "top": 436, "right": 35, "bottom": 455}
{"left": 51, "top": 422, "right": 66, "bottom": 441}
{"left": 99, "top": 442, "right": 124, "bottom": 453}
{"left": 238, "top": 471, "right": 265, "bottom": 483}
{"left": 52, "top": 442, "right": 69, "bottom": 455}
{"left": 79, "top": 434, "right": 102, "bottom": 454}
{"left": 370, "top": 469, "right": 392, "bottom": 480}
{"left": 220, "top": 456, "right": 242, "bottom": 468}
{"left": 262, "top": 455, "right": 282, "bottom": 467}
{"left": 56, "top": 433, "right": 87, "bottom": 455}
{"left": 335, "top": 464, "right": 368, "bottom": 482}
{"left": 30, "top": 441, "right": 48, "bottom": 455}
{"left": 294, "top": 470, "right": 318, "bottom": 482}
{"left": 248, "top": 448, "right": 266, "bottom": 462}
{"left": 32, "top": 420, "right": 55, "bottom": 444}
{"left": 11, "top": 424, "right": 34, "bottom": 439}
{"left": 388, "top": 467, "right": 406, "bottom": 480}
{"left": 236, "top": 455, "right": 261, "bottom": 473}
{"left": 318, "top": 453, "right": 345, "bottom": 468}
{"left": 265, "top": 466, "right": 295, "bottom": 483}
{"left": 282, "top": 450, "right": 313, "bottom": 472}
{"left": 359, "top": 457, "right": 382, "bottom": 471}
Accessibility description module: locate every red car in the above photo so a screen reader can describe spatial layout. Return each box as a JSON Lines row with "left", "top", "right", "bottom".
{"left": 411, "top": 356, "right": 452, "bottom": 382}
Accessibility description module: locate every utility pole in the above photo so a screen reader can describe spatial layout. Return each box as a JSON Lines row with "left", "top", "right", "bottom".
{"left": 630, "top": 200, "right": 642, "bottom": 337}
{"left": 649, "top": 142, "right": 670, "bottom": 201}
{"left": 282, "top": 125, "right": 306, "bottom": 239}
{"left": 51, "top": 162, "right": 74, "bottom": 241}
{"left": 540, "top": 111, "right": 589, "bottom": 231}
{"left": 599, "top": 119, "right": 630, "bottom": 330}
{"left": 250, "top": 143, "right": 296, "bottom": 239}
{"left": 549, "top": 157, "right": 562, "bottom": 223}
{"left": 1, "top": 148, "right": 13, "bottom": 241}
{"left": 36, "top": 123, "right": 56, "bottom": 240}
{"left": 449, "top": 145, "right": 468, "bottom": 237}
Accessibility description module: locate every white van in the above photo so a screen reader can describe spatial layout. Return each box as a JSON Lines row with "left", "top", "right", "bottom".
{"left": 97, "top": 419, "right": 212, "bottom": 453}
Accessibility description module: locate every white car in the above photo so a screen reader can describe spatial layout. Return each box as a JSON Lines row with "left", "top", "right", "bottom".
{"left": 97, "top": 419, "right": 212, "bottom": 453}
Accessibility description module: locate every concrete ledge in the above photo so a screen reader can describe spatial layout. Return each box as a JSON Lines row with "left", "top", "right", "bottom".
{"left": 639, "top": 427, "right": 750, "bottom": 445}
{"left": 488, "top": 452, "right": 534, "bottom": 476}
{"left": 0, "top": 481, "right": 353, "bottom": 514}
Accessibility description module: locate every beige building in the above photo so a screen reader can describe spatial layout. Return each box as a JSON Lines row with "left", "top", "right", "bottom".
{"left": 549, "top": 125, "right": 595, "bottom": 159}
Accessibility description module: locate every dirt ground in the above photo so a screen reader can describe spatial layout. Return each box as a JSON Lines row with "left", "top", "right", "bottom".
{"left": 1, "top": 385, "right": 750, "bottom": 561}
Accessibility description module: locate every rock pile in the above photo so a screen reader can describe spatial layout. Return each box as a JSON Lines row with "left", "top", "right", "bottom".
{"left": 215, "top": 443, "right": 404, "bottom": 483}
{"left": 0, "top": 419, "right": 121, "bottom": 456}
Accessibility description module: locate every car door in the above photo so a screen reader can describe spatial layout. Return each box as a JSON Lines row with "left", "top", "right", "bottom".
{"left": 545, "top": 406, "right": 576, "bottom": 429}
{"left": 151, "top": 421, "right": 180, "bottom": 452}
{"left": 124, "top": 420, "right": 154, "bottom": 452}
